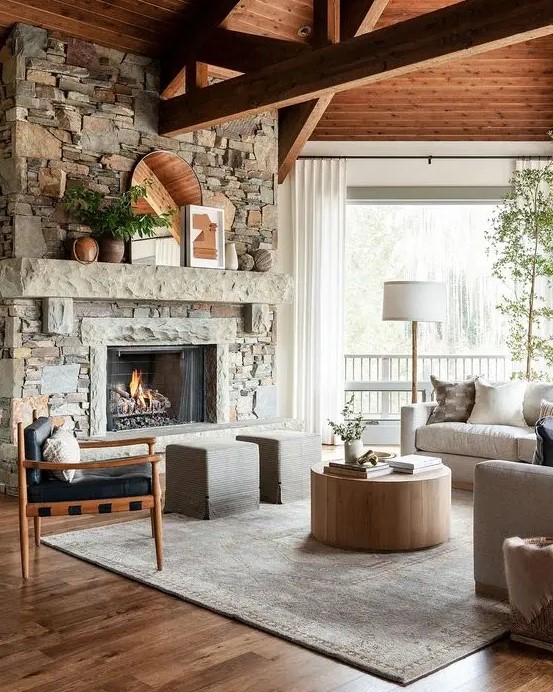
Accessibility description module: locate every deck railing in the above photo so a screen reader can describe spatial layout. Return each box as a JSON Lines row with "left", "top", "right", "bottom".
{"left": 345, "top": 354, "right": 512, "bottom": 419}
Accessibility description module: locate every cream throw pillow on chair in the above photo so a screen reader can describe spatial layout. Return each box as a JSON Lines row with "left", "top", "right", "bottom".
{"left": 43, "top": 429, "right": 80, "bottom": 482}
{"left": 467, "top": 378, "right": 527, "bottom": 427}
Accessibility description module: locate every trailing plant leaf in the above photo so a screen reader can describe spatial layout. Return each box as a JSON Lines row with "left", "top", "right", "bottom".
{"left": 63, "top": 183, "right": 174, "bottom": 242}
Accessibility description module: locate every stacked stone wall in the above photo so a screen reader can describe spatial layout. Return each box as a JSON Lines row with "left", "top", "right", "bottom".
{"left": 0, "top": 24, "right": 283, "bottom": 494}
{"left": 1, "top": 24, "right": 277, "bottom": 260}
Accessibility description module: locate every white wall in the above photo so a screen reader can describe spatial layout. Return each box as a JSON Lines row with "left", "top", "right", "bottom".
{"left": 303, "top": 140, "right": 552, "bottom": 187}
{"left": 276, "top": 140, "right": 553, "bottom": 417}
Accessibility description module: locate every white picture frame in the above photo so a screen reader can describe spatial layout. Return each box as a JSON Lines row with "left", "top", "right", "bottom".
{"left": 182, "top": 205, "right": 225, "bottom": 269}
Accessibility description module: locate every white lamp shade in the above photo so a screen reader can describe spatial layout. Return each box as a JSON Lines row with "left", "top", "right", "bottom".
{"left": 382, "top": 281, "right": 447, "bottom": 322}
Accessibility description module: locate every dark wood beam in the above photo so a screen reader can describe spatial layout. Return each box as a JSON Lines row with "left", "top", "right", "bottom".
{"left": 196, "top": 29, "right": 310, "bottom": 74}
{"left": 160, "top": 0, "right": 553, "bottom": 139}
{"left": 312, "top": 0, "right": 340, "bottom": 48}
{"left": 161, "top": 0, "right": 241, "bottom": 98}
{"left": 341, "top": 0, "right": 390, "bottom": 40}
{"left": 279, "top": 0, "right": 389, "bottom": 183}
{"left": 278, "top": 96, "right": 334, "bottom": 183}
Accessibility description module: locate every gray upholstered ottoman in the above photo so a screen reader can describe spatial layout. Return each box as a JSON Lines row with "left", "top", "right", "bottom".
{"left": 236, "top": 431, "right": 321, "bottom": 503}
{"left": 165, "top": 441, "right": 260, "bottom": 519}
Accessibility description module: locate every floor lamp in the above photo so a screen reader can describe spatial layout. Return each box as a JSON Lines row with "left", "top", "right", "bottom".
{"left": 382, "top": 281, "right": 447, "bottom": 404}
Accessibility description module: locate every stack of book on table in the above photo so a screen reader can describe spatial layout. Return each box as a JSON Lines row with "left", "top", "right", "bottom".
{"left": 323, "top": 461, "right": 391, "bottom": 479}
{"left": 389, "top": 455, "right": 443, "bottom": 474}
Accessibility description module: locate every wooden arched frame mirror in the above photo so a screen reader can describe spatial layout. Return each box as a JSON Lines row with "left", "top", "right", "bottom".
{"left": 130, "top": 151, "right": 202, "bottom": 266}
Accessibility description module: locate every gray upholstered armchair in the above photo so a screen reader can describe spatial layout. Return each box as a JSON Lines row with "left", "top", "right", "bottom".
{"left": 473, "top": 460, "right": 553, "bottom": 598}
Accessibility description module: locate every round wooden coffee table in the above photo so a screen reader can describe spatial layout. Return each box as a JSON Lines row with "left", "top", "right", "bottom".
{"left": 310, "top": 462, "right": 451, "bottom": 551}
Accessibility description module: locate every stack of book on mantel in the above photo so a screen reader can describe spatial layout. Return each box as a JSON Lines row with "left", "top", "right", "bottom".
{"left": 389, "top": 454, "right": 443, "bottom": 474}
{"left": 323, "top": 461, "right": 391, "bottom": 479}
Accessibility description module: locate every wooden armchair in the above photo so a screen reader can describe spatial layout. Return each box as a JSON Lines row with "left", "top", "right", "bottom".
{"left": 18, "top": 411, "right": 163, "bottom": 579}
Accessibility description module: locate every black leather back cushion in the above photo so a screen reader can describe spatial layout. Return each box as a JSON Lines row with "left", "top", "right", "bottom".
{"left": 24, "top": 417, "right": 53, "bottom": 485}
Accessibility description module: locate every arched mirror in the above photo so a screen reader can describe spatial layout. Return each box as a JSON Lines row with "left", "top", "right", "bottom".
{"left": 130, "top": 151, "right": 202, "bottom": 266}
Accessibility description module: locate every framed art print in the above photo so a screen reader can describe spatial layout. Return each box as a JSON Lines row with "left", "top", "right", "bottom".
{"left": 182, "top": 205, "right": 225, "bottom": 269}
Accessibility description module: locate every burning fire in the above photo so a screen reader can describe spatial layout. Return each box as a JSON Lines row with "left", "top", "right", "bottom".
{"left": 129, "top": 369, "right": 148, "bottom": 408}
{"left": 110, "top": 370, "right": 171, "bottom": 421}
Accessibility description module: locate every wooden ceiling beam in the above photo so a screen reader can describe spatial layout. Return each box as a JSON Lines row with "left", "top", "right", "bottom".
{"left": 160, "top": 0, "right": 242, "bottom": 98}
{"left": 196, "top": 29, "right": 310, "bottom": 74}
{"left": 160, "top": 0, "right": 553, "bottom": 139}
{"left": 278, "top": 0, "right": 390, "bottom": 183}
{"left": 340, "top": 0, "right": 391, "bottom": 40}
{"left": 312, "top": 0, "right": 340, "bottom": 48}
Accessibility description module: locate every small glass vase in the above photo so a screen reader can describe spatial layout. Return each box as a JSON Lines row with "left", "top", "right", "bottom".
{"left": 344, "top": 439, "right": 363, "bottom": 464}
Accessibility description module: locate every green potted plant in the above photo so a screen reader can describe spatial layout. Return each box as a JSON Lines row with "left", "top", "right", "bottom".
{"left": 63, "top": 184, "right": 173, "bottom": 263}
{"left": 328, "top": 396, "right": 366, "bottom": 463}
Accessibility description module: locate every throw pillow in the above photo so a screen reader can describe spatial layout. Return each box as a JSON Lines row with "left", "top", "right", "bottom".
{"left": 43, "top": 429, "right": 80, "bottom": 482}
{"left": 427, "top": 375, "right": 476, "bottom": 424}
{"left": 524, "top": 383, "right": 553, "bottom": 426}
{"left": 539, "top": 399, "right": 553, "bottom": 419}
{"left": 467, "top": 378, "right": 527, "bottom": 427}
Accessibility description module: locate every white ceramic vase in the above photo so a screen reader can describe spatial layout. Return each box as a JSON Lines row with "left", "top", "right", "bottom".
{"left": 344, "top": 439, "right": 363, "bottom": 464}
{"left": 225, "top": 242, "right": 239, "bottom": 270}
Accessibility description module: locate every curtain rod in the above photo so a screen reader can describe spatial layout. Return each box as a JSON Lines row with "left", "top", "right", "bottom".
{"left": 298, "top": 155, "right": 551, "bottom": 162}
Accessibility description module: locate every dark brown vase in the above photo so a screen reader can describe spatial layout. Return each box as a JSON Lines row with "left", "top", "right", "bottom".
{"left": 71, "top": 236, "right": 99, "bottom": 264}
{"left": 99, "top": 235, "right": 125, "bottom": 263}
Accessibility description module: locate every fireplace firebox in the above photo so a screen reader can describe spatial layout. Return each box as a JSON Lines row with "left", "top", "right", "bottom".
{"left": 106, "top": 346, "right": 206, "bottom": 431}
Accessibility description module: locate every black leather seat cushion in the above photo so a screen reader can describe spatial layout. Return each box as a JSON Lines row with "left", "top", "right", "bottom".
{"left": 27, "top": 464, "right": 152, "bottom": 503}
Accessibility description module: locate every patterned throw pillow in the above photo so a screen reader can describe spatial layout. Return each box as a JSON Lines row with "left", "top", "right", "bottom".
{"left": 427, "top": 375, "right": 476, "bottom": 424}
{"left": 539, "top": 399, "right": 553, "bottom": 419}
{"left": 43, "top": 428, "right": 80, "bottom": 482}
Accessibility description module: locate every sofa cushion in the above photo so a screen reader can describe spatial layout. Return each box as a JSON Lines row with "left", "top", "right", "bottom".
{"left": 517, "top": 433, "right": 537, "bottom": 463}
{"left": 468, "top": 378, "right": 527, "bottom": 427}
{"left": 27, "top": 464, "right": 152, "bottom": 503}
{"left": 539, "top": 399, "right": 553, "bottom": 419}
{"left": 427, "top": 375, "right": 475, "bottom": 424}
{"left": 524, "top": 383, "right": 553, "bottom": 425}
{"left": 416, "top": 422, "right": 534, "bottom": 461}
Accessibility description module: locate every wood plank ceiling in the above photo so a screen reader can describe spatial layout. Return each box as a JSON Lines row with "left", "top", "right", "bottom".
{"left": 0, "top": 0, "right": 551, "bottom": 143}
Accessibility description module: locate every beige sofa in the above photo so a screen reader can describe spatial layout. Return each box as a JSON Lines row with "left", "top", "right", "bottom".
{"left": 400, "top": 382, "right": 553, "bottom": 488}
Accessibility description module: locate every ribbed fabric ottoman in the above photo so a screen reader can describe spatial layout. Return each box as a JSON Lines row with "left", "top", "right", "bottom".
{"left": 236, "top": 431, "right": 321, "bottom": 503}
{"left": 165, "top": 441, "right": 260, "bottom": 519}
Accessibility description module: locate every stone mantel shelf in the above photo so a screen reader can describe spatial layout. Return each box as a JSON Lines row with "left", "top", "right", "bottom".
{"left": 0, "top": 258, "right": 294, "bottom": 305}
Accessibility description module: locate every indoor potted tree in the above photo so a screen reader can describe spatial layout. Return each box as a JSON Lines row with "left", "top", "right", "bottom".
{"left": 63, "top": 184, "right": 173, "bottom": 263}
{"left": 328, "top": 396, "right": 366, "bottom": 463}
{"left": 488, "top": 161, "right": 553, "bottom": 379}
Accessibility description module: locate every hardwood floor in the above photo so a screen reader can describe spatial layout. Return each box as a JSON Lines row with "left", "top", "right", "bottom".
{"left": 1, "top": 493, "right": 553, "bottom": 691}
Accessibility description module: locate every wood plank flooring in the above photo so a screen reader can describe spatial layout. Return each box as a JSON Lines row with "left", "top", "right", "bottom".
{"left": 1, "top": 492, "right": 553, "bottom": 690}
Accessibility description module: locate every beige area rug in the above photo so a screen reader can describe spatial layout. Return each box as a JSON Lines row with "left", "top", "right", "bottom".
{"left": 42, "top": 491, "right": 509, "bottom": 684}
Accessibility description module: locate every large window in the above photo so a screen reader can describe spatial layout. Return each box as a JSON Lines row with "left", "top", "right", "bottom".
{"left": 345, "top": 202, "right": 509, "bottom": 357}
{"left": 345, "top": 201, "right": 511, "bottom": 429}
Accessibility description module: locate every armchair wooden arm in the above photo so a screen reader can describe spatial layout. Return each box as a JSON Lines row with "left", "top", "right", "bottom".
{"left": 23, "top": 454, "right": 161, "bottom": 471}
{"left": 79, "top": 437, "right": 157, "bottom": 450}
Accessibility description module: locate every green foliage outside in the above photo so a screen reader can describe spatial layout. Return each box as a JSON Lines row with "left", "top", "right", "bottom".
{"left": 63, "top": 184, "right": 173, "bottom": 242}
{"left": 488, "top": 163, "right": 553, "bottom": 380}
{"left": 345, "top": 204, "right": 505, "bottom": 358}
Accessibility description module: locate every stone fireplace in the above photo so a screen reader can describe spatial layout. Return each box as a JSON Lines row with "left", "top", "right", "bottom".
{"left": 0, "top": 25, "right": 298, "bottom": 494}
{"left": 106, "top": 345, "right": 207, "bottom": 432}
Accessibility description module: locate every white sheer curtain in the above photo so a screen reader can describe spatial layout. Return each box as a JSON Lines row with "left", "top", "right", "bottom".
{"left": 291, "top": 158, "right": 347, "bottom": 443}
